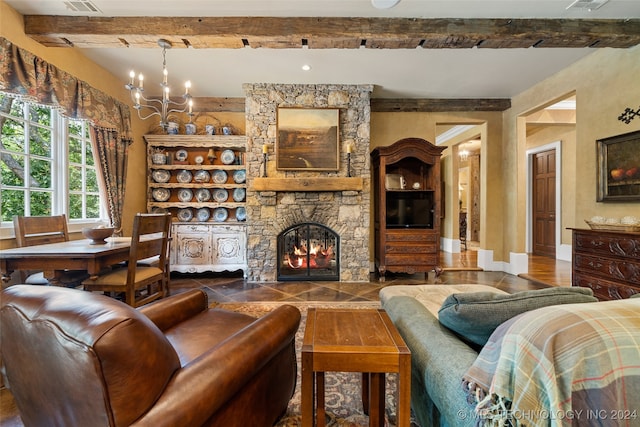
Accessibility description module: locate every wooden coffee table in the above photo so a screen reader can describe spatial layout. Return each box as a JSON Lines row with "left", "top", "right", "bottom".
{"left": 301, "top": 308, "right": 411, "bottom": 427}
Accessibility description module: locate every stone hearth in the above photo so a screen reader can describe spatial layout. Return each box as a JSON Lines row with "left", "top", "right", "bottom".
{"left": 244, "top": 83, "right": 372, "bottom": 282}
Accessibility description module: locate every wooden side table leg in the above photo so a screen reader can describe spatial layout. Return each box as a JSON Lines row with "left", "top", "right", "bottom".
{"left": 362, "top": 372, "right": 370, "bottom": 414}
{"left": 397, "top": 355, "right": 412, "bottom": 427}
{"left": 317, "top": 372, "right": 326, "bottom": 427}
{"left": 369, "top": 373, "right": 385, "bottom": 427}
{"left": 301, "top": 351, "right": 314, "bottom": 427}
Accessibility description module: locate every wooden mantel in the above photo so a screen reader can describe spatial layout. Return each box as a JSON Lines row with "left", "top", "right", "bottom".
{"left": 252, "top": 177, "right": 363, "bottom": 192}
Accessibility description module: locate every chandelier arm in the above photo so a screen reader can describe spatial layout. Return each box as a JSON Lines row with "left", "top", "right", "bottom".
{"left": 135, "top": 109, "right": 163, "bottom": 121}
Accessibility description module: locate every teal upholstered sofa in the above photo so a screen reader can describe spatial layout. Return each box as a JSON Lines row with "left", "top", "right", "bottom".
{"left": 380, "top": 285, "right": 503, "bottom": 427}
{"left": 379, "top": 285, "right": 640, "bottom": 427}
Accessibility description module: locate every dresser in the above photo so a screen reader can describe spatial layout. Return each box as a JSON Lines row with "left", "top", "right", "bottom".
{"left": 571, "top": 228, "right": 640, "bottom": 300}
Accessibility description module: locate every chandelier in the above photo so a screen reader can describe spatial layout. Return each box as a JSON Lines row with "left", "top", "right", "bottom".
{"left": 125, "top": 39, "right": 194, "bottom": 131}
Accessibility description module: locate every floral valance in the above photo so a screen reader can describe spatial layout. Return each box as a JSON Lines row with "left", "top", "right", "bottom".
{"left": 0, "top": 37, "right": 132, "bottom": 141}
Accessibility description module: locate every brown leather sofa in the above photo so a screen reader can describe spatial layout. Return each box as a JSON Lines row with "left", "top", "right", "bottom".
{"left": 1, "top": 285, "right": 301, "bottom": 427}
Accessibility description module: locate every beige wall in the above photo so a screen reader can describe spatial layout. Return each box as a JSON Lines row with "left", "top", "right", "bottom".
{"left": 506, "top": 46, "right": 640, "bottom": 260}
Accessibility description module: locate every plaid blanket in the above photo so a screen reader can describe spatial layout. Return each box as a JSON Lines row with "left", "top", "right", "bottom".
{"left": 462, "top": 298, "right": 640, "bottom": 427}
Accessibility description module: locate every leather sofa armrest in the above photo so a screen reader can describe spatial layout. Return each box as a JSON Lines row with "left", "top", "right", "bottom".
{"left": 138, "top": 289, "right": 208, "bottom": 332}
{"left": 131, "top": 304, "right": 301, "bottom": 427}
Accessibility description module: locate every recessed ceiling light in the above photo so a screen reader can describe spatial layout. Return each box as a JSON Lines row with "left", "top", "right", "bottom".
{"left": 371, "top": 0, "right": 401, "bottom": 9}
{"left": 302, "top": 64, "right": 311, "bottom": 71}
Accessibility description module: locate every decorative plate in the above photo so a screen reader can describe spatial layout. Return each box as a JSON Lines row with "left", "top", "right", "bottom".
{"left": 177, "top": 208, "right": 193, "bottom": 222}
{"left": 195, "top": 188, "right": 211, "bottom": 202}
{"left": 233, "top": 169, "right": 246, "bottom": 184}
{"left": 178, "top": 188, "right": 193, "bottom": 202}
{"left": 213, "top": 188, "right": 229, "bottom": 203}
{"left": 232, "top": 187, "right": 246, "bottom": 202}
{"left": 196, "top": 208, "right": 210, "bottom": 222}
{"left": 151, "top": 207, "right": 168, "bottom": 214}
{"left": 152, "top": 169, "right": 171, "bottom": 183}
{"left": 193, "top": 170, "right": 211, "bottom": 183}
{"left": 194, "top": 155, "right": 204, "bottom": 165}
{"left": 212, "top": 170, "right": 228, "bottom": 184}
{"left": 176, "top": 169, "right": 193, "bottom": 183}
{"left": 220, "top": 149, "right": 235, "bottom": 165}
{"left": 213, "top": 207, "right": 228, "bottom": 222}
{"left": 152, "top": 188, "right": 170, "bottom": 202}
{"left": 175, "top": 149, "right": 188, "bottom": 162}
{"left": 235, "top": 207, "right": 246, "bottom": 222}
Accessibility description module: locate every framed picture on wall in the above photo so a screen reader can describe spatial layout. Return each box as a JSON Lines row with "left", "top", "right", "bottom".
{"left": 596, "top": 130, "right": 640, "bottom": 202}
{"left": 276, "top": 108, "right": 339, "bottom": 171}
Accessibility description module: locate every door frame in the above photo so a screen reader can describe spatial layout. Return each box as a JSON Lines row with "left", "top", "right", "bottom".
{"left": 525, "top": 141, "right": 562, "bottom": 258}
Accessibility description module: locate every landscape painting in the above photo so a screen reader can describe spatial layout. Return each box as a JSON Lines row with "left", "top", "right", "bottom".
{"left": 276, "top": 108, "right": 339, "bottom": 171}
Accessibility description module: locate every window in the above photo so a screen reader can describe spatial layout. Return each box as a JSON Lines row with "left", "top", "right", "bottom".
{"left": 0, "top": 93, "right": 104, "bottom": 225}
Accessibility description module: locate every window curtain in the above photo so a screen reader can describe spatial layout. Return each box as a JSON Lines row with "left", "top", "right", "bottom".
{"left": 0, "top": 37, "right": 133, "bottom": 234}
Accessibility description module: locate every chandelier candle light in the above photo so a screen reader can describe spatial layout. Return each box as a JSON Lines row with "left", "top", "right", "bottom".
{"left": 125, "top": 39, "right": 194, "bottom": 132}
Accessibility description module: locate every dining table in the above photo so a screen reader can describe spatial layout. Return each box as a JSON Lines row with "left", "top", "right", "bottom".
{"left": 1, "top": 237, "right": 131, "bottom": 285}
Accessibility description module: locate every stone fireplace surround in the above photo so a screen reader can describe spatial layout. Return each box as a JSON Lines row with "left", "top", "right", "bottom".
{"left": 243, "top": 83, "right": 372, "bottom": 282}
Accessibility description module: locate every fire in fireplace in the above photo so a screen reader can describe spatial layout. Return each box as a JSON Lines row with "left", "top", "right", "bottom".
{"left": 277, "top": 222, "right": 339, "bottom": 281}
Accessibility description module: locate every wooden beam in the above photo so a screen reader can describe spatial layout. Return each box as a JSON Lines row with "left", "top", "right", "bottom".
{"left": 371, "top": 98, "right": 511, "bottom": 112}
{"left": 180, "top": 97, "right": 511, "bottom": 113}
{"left": 23, "top": 17, "right": 640, "bottom": 49}
{"left": 193, "top": 97, "right": 245, "bottom": 113}
{"left": 252, "top": 177, "right": 363, "bottom": 192}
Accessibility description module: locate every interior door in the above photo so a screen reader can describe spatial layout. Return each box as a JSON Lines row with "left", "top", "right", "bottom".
{"left": 532, "top": 149, "right": 556, "bottom": 257}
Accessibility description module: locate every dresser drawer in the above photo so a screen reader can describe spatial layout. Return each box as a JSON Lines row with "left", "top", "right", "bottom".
{"left": 573, "top": 272, "right": 640, "bottom": 300}
{"left": 385, "top": 243, "right": 437, "bottom": 254}
{"left": 384, "top": 253, "right": 438, "bottom": 267}
{"left": 385, "top": 229, "right": 438, "bottom": 243}
{"left": 574, "top": 253, "right": 640, "bottom": 286}
{"left": 574, "top": 231, "right": 640, "bottom": 259}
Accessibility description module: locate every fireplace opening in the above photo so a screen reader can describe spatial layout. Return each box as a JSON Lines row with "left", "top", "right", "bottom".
{"left": 277, "top": 222, "right": 339, "bottom": 281}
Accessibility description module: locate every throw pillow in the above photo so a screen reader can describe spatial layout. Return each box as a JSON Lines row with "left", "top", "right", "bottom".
{"left": 438, "top": 287, "right": 598, "bottom": 346}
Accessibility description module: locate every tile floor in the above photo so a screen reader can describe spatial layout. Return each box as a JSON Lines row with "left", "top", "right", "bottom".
{"left": 169, "top": 250, "right": 571, "bottom": 303}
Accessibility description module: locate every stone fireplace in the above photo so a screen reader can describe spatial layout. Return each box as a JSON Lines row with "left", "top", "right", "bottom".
{"left": 243, "top": 83, "right": 372, "bottom": 282}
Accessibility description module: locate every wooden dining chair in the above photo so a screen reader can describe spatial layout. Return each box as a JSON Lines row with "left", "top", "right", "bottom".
{"left": 82, "top": 213, "right": 171, "bottom": 307}
{"left": 12, "top": 214, "right": 87, "bottom": 286}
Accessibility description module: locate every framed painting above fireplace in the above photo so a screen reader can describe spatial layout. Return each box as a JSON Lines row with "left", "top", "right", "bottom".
{"left": 597, "top": 130, "right": 640, "bottom": 202}
{"left": 276, "top": 107, "right": 339, "bottom": 171}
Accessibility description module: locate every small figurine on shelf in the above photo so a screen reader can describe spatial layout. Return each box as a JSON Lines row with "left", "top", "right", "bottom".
{"left": 207, "top": 148, "right": 216, "bottom": 164}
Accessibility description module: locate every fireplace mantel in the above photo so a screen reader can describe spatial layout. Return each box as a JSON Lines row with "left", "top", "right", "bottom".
{"left": 252, "top": 177, "right": 363, "bottom": 192}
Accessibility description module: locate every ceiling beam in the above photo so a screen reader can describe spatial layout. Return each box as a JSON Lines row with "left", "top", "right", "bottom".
{"left": 371, "top": 98, "right": 511, "bottom": 112}
{"left": 22, "top": 16, "right": 640, "bottom": 49}
{"left": 185, "top": 97, "right": 511, "bottom": 112}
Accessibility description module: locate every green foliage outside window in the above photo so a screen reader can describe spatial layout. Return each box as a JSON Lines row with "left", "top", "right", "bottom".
{"left": 0, "top": 93, "right": 102, "bottom": 222}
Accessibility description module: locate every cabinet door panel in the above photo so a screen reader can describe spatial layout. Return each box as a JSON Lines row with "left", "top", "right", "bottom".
{"left": 175, "top": 232, "right": 211, "bottom": 266}
{"left": 212, "top": 233, "right": 246, "bottom": 265}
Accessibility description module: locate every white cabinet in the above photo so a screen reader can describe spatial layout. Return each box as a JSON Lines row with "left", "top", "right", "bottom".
{"left": 171, "top": 223, "right": 247, "bottom": 276}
